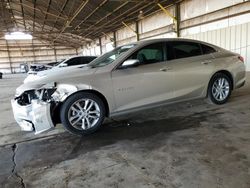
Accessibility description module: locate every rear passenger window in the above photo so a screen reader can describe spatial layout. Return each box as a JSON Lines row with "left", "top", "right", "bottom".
{"left": 167, "top": 41, "right": 202, "bottom": 60}
{"left": 201, "top": 44, "right": 216, "bottom": 54}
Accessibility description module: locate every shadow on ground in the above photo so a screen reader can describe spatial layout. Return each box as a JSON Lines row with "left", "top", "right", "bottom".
{"left": 14, "top": 110, "right": 210, "bottom": 171}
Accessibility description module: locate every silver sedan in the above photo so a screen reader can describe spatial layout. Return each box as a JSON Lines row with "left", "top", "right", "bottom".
{"left": 11, "top": 38, "right": 246, "bottom": 135}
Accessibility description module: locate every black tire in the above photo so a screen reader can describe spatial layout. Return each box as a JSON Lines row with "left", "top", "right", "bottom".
{"left": 208, "top": 73, "right": 232, "bottom": 105}
{"left": 60, "top": 92, "right": 106, "bottom": 135}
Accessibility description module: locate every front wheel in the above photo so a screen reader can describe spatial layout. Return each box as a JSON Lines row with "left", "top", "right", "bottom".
{"left": 208, "top": 73, "right": 232, "bottom": 105}
{"left": 60, "top": 92, "right": 105, "bottom": 135}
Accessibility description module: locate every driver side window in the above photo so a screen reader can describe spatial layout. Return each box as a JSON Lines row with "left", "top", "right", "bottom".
{"left": 128, "top": 42, "right": 164, "bottom": 65}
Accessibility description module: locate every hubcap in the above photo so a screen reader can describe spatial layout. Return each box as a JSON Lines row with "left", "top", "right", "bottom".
{"left": 212, "top": 78, "right": 230, "bottom": 101}
{"left": 68, "top": 99, "right": 101, "bottom": 130}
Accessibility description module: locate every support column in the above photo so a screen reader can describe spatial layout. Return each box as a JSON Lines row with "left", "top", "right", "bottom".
{"left": 113, "top": 31, "right": 117, "bottom": 48}
{"left": 122, "top": 21, "right": 139, "bottom": 41}
{"left": 158, "top": 3, "right": 178, "bottom": 36}
{"left": 175, "top": 2, "right": 181, "bottom": 37}
{"left": 54, "top": 46, "right": 57, "bottom": 62}
{"left": 5, "top": 40, "right": 13, "bottom": 73}
{"left": 32, "top": 39, "right": 35, "bottom": 62}
{"left": 99, "top": 37, "right": 102, "bottom": 55}
{"left": 135, "top": 21, "right": 139, "bottom": 41}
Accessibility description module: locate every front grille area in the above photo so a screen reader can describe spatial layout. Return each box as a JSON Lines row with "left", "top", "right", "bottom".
{"left": 15, "top": 88, "right": 56, "bottom": 106}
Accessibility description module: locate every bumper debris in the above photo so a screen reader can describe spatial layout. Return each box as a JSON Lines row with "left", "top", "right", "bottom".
{"left": 11, "top": 99, "right": 54, "bottom": 134}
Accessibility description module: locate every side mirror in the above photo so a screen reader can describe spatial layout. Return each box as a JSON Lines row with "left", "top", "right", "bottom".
{"left": 120, "top": 59, "right": 139, "bottom": 69}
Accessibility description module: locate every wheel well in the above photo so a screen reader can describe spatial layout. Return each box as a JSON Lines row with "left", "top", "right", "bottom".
{"left": 208, "top": 70, "right": 234, "bottom": 95}
{"left": 66, "top": 90, "right": 110, "bottom": 117}
{"left": 216, "top": 70, "right": 233, "bottom": 89}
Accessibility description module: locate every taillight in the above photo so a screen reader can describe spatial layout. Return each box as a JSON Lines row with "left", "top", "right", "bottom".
{"left": 238, "top": 56, "right": 244, "bottom": 63}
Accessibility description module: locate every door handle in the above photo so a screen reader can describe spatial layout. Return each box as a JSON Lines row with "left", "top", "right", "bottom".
{"left": 201, "top": 60, "right": 212, "bottom": 65}
{"left": 160, "top": 67, "right": 171, "bottom": 72}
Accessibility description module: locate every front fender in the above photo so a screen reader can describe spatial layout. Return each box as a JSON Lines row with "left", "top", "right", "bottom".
{"left": 52, "top": 83, "right": 91, "bottom": 102}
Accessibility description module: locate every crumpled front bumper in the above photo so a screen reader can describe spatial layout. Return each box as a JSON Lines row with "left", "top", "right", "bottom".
{"left": 11, "top": 99, "right": 54, "bottom": 134}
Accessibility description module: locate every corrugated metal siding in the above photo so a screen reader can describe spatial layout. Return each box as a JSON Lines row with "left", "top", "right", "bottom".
{"left": 0, "top": 39, "right": 78, "bottom": 73}
{"left": 181, "top": 0, "right": 243, "bottom": 20}
{"left": 183, "top": 22, "right": 250, "bottom": 71}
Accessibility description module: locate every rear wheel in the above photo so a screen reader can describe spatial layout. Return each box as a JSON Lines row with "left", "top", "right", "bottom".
{"left": 208, "top": 73, "right": 232, "bottom": 105}
{"left": 60, "top": 92, "right": 105, "bottom": 135}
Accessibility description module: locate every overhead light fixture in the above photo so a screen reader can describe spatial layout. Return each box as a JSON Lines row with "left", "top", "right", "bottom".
{"left": 5, "top": 32, "right": 33, "bottom": 40}
{"left": 138, "top": 10, "right": 144, "bottom": 20}
{"left": 5, "top": 2, "right": 10, "bottom": 9}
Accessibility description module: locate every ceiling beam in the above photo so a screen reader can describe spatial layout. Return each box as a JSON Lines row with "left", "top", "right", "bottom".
{"left": 11, "top": 2, "right": 68, "bottom": 20}
{"left": 87, "top": 0, "right": 171, "bottom": 38}
{"left": 7, "top": 0, "right": 18, "bottom": 29}
{"left": 74, "top": 0, "right": 108, "bottom": 30}
{"left": 80, "top": 1, "right": 129, "bottom": 38}
{"left": 41, "top": 0, "right": 52, "bottom": 31}
{"left": 19, "top": 0, "right": 26, "bottom": 30}
{"left": 32, "top": 0, "right": 36, "bottom": 32}
{"left": 82, "top": 1, "right": 149, "bottom": 37}
{"left": 50, "top": 0, "right": 69, "bottom": 32}
{"left": 51, "top": 0, "right": 89, "bottom": 45}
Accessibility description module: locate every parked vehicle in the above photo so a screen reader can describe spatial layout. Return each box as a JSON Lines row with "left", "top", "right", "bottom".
{"left": 11, "top": 38, "right": 246, "bottom": 135}
{"left": 20, "top": 63, "right": 29, "bottom": 73}
{"left": 28, "top": 63, "right": 54, "bottom": 74}
{"left": 55, "top": 56, "right": 96, "bottom": 68}
{"left": 28, "top": 56, "right": 96, "bottom": 74}
{"left": 24, "top": 55, "right": 97, "bottom": 83}
{"left": 47, "top": 61, "right": 61, "bottom": 66}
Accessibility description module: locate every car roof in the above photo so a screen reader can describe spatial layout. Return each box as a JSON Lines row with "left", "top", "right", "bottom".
{"left": 125, "top": 37, "right": 221, "bottom": 51}
{"left": 69, "top": 55, "right": 97, "bottom": 58}
{"left": 134, "top": 38, "right": 207, "bottom": 45}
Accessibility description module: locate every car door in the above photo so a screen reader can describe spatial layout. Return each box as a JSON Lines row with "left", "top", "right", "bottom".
{"left": 166, "top": 41, "right": 215, "bottom": 100}
{"left": 111, "top": 42, "right": 174, "bottom": 113}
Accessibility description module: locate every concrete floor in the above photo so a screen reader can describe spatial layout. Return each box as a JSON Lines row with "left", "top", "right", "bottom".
{"left": 0, "top": 73, "right": 250, "bottom": 188}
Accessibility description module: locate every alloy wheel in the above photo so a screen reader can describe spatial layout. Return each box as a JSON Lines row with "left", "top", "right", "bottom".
{"left": 67, "top": 99, "right": 101, "bottom": 130}
{"left": 212, "top": 77, "right": 230, "bottom": 101}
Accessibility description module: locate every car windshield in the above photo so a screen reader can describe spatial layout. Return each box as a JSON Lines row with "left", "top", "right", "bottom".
{"left": 88, "top": 44, "right": 136, "bottom": 68}
{"left": 54, "top": 59, "right": 65, "bottom": 66}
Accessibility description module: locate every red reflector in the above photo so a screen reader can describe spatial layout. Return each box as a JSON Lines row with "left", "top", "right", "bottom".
{"left": 238, "top": 56, "right": 244, "bottom": 63}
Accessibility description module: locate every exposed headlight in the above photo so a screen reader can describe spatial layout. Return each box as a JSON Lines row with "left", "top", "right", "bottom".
{"left": 35, "top": 82, "right": 57, "bottom": 101}
{"left": 16, "top": 82, "right": 57, "bottom": 105}
{"left": 41, "top": 82, "right": 56, "bottom": 89}
{"left": 35, "top": 88, "right": 57, "bottom": 101}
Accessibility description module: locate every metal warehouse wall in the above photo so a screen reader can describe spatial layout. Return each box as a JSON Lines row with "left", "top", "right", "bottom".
{"left": 80, "top": 0, "right": 250, "bottom": 71}
{"left": 180, "top": 0, "right": 250, "bottom": 71}
{"left": 0, "top": 39, "right": 78, "bottom": 73}
{"left": 182, "top": 18, "right": 250, "bottom": 71}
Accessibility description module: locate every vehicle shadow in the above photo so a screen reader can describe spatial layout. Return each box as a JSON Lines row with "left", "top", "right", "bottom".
{"left": 15, "top": 110, "right": 213, "bottom": 171}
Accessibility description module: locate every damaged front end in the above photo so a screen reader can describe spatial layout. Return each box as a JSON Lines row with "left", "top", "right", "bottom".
{"left": 11, "top": 83, "right": 58, "bottom": 134}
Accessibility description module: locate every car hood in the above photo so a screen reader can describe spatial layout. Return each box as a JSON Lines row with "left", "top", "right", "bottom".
{"left": 30, "top": 64, "right": 52, "bottom": 68}
{"left": 37, "top": 64, "right": 88, "bottom": 76}
{"left": 24, "top": 65, "right": 94, "bottom": 84}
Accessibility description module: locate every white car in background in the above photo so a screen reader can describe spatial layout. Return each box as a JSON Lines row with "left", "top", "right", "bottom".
{"left": 24, "top": 55, "right": 97, "bottom": 83}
